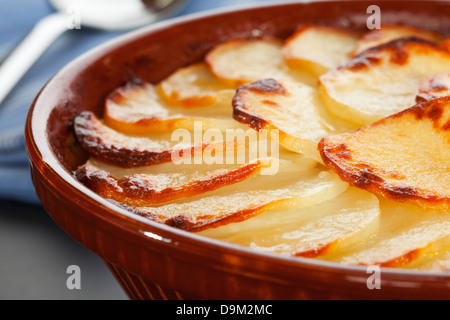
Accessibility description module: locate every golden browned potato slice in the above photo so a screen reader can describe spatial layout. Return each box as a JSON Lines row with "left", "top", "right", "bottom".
{"left": 416, "top": 73, "right": 450, "bottom": 103}
{"left": 319, "top": 97, "right": 450, "bottom": 211}
{"left": 205, "top": 38, "right": 315, "bottom": 88}
{"left": 319, "top": 38, "right": 450, "bottom": 125}
{"left": 74, "top": 111, "right": 240, "bottom": 168}
{"left": 129, "top": 168, "right": 349, "bottom": 232}
{"left": 282, "top": 25, "right": 361, "bottom": 77}
{"left": 322, "top": 199, "right": 450, "bottom": 268}
{"left": 104, "top": 80, "right": 245, "bottom": 135}
{"left": 157, "top": 63, "right": 235, "bottom": 108}
{"left": 75, "top": 145, "right": 317, "bottom": 206}
{"left": 75, "top": 158, "right": 275, "bottom": 206}
{"left": 199, "top": 187, "right": 380, "bottom": 258}
{"left": 352, "top": 25, "right": 444, "bottom": 56}
{"left": 233, "top": 79, "right": 360, "bottom": 161}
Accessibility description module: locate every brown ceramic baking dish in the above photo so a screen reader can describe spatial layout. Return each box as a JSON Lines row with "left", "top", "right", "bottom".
{"left": 25, "top": 0, "right": 450, "bottom": 300}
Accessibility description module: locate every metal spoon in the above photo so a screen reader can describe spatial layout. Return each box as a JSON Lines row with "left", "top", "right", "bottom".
{"left": 0, "top": 0, "right": 187, "bottom": 106}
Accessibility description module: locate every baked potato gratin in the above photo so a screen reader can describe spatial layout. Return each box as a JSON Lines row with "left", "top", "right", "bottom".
{"left": 73, "top": 24, "right": 450, "bottom": 271}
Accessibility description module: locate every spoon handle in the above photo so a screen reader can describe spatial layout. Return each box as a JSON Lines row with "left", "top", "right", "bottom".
{"left": 0, "top": 12, "right": 68, "bottom": 106}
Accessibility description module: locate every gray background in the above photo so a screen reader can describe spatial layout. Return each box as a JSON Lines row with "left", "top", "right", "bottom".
{"left": 0, "top": 201, "right": 128, "bottom": 300}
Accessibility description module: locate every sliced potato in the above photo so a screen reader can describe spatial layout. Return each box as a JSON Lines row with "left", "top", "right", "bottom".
{"left": 76, "top": 146, "right": 317, "bottom": 206}
{"left": 352, "top": 25, "right": 444, "bottom": 56}
{"left": 157, "top": 63, "right": 235, "bottom": 108}
{"left": 75, "top": 158, "right": 275, "bottom": 206}
{"left": 283, "top": 25, "right": 360, "bottom": 77}
{"left": 200, "top": 187, "right": 380, "bottom": 258}
{"left": 205, "top": 38, "right": 315, "bottom": 88}
{"left": 319, "top": 97, "right": 450, "bottom": 211}
{"left": 104, "top": 80, "right": 245, "bottom": 135}
{"left": 74, "top": 111, "right": 240, "bottom": 168}
{"left": 130, "top": 168, "right": 349, "bottom": 232}
{"left": 322, "top": 199, "right": 450, "bottom": 268}
{"left": 233, "top": 79, "right": 360, "bottom": 161}
{"left": 416, "top": 73, "right": 450, "bottom": 103}
{"left": 319, "top": 38, "right": 450, "bottom": 125}
{"left": 406, "top": 249, "right": 450, "bottom": 272}
{"left": 86, "top": 148, "right": 317, "bottom": 178}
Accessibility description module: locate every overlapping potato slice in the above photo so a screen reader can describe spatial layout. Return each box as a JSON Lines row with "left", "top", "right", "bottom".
{"left": 75, "top": 158, "right": 274, "bottom": 206}
{"left": 157, "top": 63, "right": 235, "bottom": 108}
{"left": 319, "top": 97, "right": 450, "bottom": 211}
{"left": 416, "top": 73, "right": 450, "bottom": 103}
{"left": 232, "top": 78, "right": 360, "bottom": 161}
{"left": 282, "top": 25, "right": 361, "bottom": 77}
{"left": 352, "top": 25, "right": 444, "bottom": 56}
{"left": 129, "top": 168, "right": 348, "bottom": 232}
{"left": 205, "top": 38, "right": 316, "bottom": 88}
{"left": 319, "top": 38, "right": 450, "bottom": 125}
{"left": 75, "top": 145, "right": 317, "bottom": 206}
{"left": 205, "top": 38, "right": 286, "bottom": 87}
{"left": 200, "top": 187, "right": 380, "bottom": 258}
{"left": 321, "top": 200, "right": 450, "bottom": 268}
{"left": 406, "top": 249, "right": 450, "bottom": 272}
{"left": 104, "top": 80, "right": 245, "bottom": 135}
{"left": 74, "top": 111, "right": 240, "bottom": 168}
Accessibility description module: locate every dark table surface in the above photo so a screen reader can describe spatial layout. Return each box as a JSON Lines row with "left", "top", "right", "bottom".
{"left": 0, "top": 200, "right": 128, "bottom": 300}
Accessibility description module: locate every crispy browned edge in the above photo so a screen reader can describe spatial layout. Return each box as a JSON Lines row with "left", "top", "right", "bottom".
{"left": 319, "top": 97, "right": 450, "bottom": 210}
{"left": 75, "top": 161, "right": 263, "bottom": 207}
{"left": 232, "top": 78, "right": 287, "bottom": 131}
{"left": 352, "top": 24, "right": 445, "bottom": 52}
{"left": 113, "top": 73, "right": 219, "bottom": 109}
{"left": 294, "top": 243, "right": 333, "bottom": 259}
{"left": 334, "top": 36, "right": 448, "bottom": 72}
{"left": 106, "top": 77, "right": 145, "bottom": 104}
{"left": 103, "top": 79, "right": 182, "bottom": 134}
{"left": 74, "top": 111, "right": 207, "bottom": 168}
{"left": 117, "top": 200, "right": 278, "bottom": 233}
{"left": 416, "top": 73, "right": 450, "bottom": 103}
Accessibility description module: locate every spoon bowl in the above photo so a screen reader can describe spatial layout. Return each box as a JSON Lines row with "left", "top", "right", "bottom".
{"left": 49, "top": 0, "right": 188, "bottom": 31}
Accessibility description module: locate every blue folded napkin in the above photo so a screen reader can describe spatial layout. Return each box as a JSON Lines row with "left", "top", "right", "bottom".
{"left": 0, "top": 0, "right": 270, "bottom": 204}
